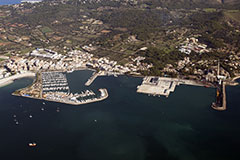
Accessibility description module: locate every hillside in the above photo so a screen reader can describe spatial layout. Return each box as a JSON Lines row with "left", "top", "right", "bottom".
{"left": 0, "top": 0, "right": 239, "bottom": 77}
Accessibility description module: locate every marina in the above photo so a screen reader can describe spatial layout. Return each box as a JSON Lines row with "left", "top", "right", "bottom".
{"left": 12, "top": 71, "right": 108, "bottom": 105}
{"left": 43, "top": 88, "right": 108, "bottom": 105}
{"left": 42, "top": 72, "right": 69, "bottom": 92}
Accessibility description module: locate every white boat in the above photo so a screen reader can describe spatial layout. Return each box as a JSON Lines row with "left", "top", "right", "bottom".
{"left": 28, "top": 142, "right": 37, "bottom": 147}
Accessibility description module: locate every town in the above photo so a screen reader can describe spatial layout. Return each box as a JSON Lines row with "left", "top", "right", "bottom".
{"left": 0, "top": 48, "right": 151, "bottom": 79}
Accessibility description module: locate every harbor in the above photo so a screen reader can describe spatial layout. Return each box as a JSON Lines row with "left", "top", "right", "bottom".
{"left": 12, "top": 71, "right": 108, "bottom": 105}
{"left": 2, "top": 68, "right": 240, "bottom": 160}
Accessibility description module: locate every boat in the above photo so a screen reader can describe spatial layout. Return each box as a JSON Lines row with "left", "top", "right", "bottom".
{"left": 28, "top": 143, "right": 37, "bottom": 147}
{"left": 67, "top": 69, "right": 74, "bottom": 73}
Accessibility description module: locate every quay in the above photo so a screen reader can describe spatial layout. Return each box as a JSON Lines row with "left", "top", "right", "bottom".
{"left": 137, "top": 76, "right": 206, "bottom": 97}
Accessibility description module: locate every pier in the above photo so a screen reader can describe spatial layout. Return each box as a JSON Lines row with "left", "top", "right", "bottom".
{"left": 85, "top": 71, "right": 102, "bottom": 86}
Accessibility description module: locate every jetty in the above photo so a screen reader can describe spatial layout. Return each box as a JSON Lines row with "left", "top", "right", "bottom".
{"left": 85, "top": 71, "right": 102, "bottom": 86}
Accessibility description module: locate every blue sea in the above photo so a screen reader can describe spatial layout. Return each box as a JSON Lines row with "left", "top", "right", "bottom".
{"left": 0, "top": 0, "right": 21, "bottom": 5}
{"left": 0, "top": 70, "right": 240, "bottom": 160}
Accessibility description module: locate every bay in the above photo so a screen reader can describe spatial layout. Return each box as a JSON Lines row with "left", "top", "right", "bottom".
{"left": 0, "top": 70, "right": 239, "bottom": 160}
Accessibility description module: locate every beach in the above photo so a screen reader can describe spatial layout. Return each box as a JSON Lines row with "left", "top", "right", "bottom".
{"left": 0, "top": 72, "right": 35, "bottom": 88}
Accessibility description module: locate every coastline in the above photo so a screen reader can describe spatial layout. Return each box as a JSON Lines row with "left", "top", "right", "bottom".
{"left": 0, "top": 80, "right": 13, "bottom": 88}
{"left": 0, "top": 72, "right": 35, "bottom": 88}
{"left": 2, "top": 69, "right": 239, "bottom": 109}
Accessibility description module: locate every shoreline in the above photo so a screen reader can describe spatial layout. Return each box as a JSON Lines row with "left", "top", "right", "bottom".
{"left": 2, "top": 69, "right": 239, "bottom": 109}
{"left": 0, "top": 72, "right": 35, "bottom": 88}
{"left": 0, "top": 80, "right": 13, "bottom": 88}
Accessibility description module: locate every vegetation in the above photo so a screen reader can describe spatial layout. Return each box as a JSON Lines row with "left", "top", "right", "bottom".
{"left": 0, "top": 0, "right": 239, "bottom": 77}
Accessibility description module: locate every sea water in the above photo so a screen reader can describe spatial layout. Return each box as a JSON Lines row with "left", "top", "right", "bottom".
{"left": 0, "top": 70, "right": 239, "bottom": 160}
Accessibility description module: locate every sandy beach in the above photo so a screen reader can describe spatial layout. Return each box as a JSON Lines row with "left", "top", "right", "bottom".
{"left": 0, "top": 72, "right": 35, "bottom": 88}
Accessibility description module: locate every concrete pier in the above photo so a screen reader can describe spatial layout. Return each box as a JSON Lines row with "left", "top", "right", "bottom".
{"left": 85, "top": 71, "right": 102, "bottom": 86}
{"left": 137, "top": 76, "right": 206, "bottom": 97}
